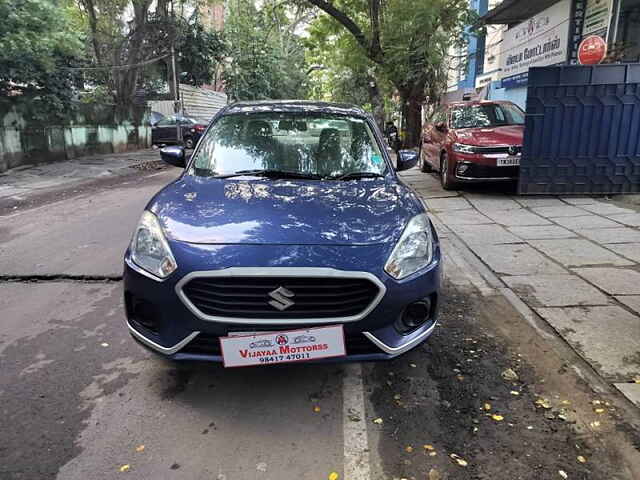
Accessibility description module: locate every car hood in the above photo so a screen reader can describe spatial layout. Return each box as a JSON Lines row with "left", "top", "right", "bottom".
{"left": 149, "top": 176, "right": 420, "bottom": 246}
{"left": 454, "top": 125, "right": 524, "bottom": 146}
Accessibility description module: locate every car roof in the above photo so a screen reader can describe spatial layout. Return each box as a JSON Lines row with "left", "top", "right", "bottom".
{"left": 224, "top": 100, "right": 367, "bottom": 117}
{"left": 447, "top": 100, "right": 516, "bottom": 108}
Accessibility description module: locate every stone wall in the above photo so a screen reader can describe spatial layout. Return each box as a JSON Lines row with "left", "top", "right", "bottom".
{"left": 0, "top": 102, "right": 151, "bottom": 173}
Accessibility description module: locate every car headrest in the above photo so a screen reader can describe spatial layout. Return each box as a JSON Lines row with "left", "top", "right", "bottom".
{"left": 278, "top": 120, "right": 294, "bottom": 131}
{"left": 318, "top": 128, "right": 341, "bottom": 152}
{"left": 247, "top": 120, "right": 272, "bottom": 137}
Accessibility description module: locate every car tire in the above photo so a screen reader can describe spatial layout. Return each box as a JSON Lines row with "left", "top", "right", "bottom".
{"left": 184, "top": 137, "right": 195, "bottom": 149}
{"left": 440, "top": 152, "right": 457, "bottom": 190}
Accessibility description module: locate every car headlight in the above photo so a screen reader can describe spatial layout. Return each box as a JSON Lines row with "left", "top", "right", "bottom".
{"left": 452, "top": 143, "right": 477, "bottom": 154}
{"left": 130, "top": 211, "right": 177, "bottom": 279}
{"left": 384, "top": 214, "right": 435, "bottom": 280}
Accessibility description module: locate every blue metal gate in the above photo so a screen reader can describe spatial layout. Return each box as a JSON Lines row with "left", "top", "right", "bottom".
{"left": 520, "top": 64, "right": 640, "bottom": 194}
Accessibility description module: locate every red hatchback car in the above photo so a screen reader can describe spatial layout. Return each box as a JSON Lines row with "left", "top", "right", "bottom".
{"left": 419, "top": 100, "right": 525, "bottom": 190}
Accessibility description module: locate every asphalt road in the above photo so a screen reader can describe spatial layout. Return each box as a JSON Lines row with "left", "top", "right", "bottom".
{"left": 1, "top": 168, "right": 639, "bottom": 479}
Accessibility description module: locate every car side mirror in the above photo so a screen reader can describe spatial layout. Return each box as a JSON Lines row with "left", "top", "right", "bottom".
{"left": 396, "top": 150, "right": 419, "bottom": 171}
{"left": 435, "top": 122, "right": 447, "bottom": 132}
{"left": 160, "top": 145, "right": 186, "bottom": 168}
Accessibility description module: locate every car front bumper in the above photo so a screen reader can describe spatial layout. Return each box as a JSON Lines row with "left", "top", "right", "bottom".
{"left": 450, "top": 153, "right": 520, "bottom": 183}
{"left": 123, "top": 241, "right": 442, "bottom": 364}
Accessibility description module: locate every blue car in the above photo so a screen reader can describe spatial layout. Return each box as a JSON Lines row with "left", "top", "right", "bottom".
{"left": 124, "top": 101, "right": 442, "bottom": 366}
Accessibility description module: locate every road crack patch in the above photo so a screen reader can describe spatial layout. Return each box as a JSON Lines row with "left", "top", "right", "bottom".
{"left": 0, "top": 274, "right": 122, "bottom": 284}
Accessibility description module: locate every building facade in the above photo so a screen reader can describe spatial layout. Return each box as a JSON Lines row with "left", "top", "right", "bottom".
{"left": 480, "top": 0, "right": 640, "bottom": 108}
{"left": 475, "top": 0, "right": 508, "bottom": 89}
{"left": 445, "top": 0, "right": 490, "bottom": 97}
{"left": 200, "top": 1, "right": 225, "bottom": 32}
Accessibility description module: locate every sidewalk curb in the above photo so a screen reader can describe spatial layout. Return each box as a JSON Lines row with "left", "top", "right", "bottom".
{"left": 440, "top": 220, "right": 640, "bottom": 422}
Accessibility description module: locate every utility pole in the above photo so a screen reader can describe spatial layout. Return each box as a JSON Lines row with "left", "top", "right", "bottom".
{"left": 171, "top": 44, "right": 181, "bottom": 145}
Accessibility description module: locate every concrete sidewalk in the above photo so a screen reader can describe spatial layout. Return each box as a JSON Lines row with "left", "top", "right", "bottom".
{"left": 0, "top": 149, "right": 163, "bottom": 205}
{"left": 399, "top": 168, "right": 640, "bottom": 409}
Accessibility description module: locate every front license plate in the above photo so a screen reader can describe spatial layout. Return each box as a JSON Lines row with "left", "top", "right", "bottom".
{"left": 219, "top": 325, "right": 346, "bottom": 368}
{"left": 497, "top": 156, "right": 520, "bottom": 166}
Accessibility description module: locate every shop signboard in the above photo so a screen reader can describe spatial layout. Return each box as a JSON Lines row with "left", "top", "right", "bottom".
{"left": 582, "top": 0, "right": 613, "bottom": 38}
{"left": 578, "top": 35, "right": 608, "bottom": 64}
{"left": 500, "top": 0, "right": 572, "bottom": 89}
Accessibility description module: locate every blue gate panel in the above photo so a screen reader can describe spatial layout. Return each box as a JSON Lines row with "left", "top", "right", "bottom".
{"left": 520, "top": 64, "right": 640, "bottom": 194}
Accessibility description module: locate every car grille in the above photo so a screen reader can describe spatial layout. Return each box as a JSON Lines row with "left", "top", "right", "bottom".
{"left": 181, "top": 276, "right": 381, "bottom": 320}
{"left": 462, "top": 164, "right": 519, "bottom": 179}
{"left": 474, "top": 145, "right": 522, "bottom": 155}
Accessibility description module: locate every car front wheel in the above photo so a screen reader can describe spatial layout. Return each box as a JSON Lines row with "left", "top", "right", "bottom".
{"left": 184, "top": 137, "right": 195, "bottom": 149}
{"left": 440, "top": 153, "right": 457, "bottom": 190}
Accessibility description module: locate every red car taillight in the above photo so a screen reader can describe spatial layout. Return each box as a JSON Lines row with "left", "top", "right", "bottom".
{"left": 194, "top": 124, "right": 206, "bottom": 132}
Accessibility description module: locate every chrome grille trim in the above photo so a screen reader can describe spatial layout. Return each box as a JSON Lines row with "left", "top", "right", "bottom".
{"left": 175, "top": 267, "right": 387, "bottom": 325}
{"left": 127, "top": 320, "right": 200, "bottom": 354}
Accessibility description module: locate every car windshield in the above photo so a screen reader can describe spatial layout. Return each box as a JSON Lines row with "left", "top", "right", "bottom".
{"left": 450, "top": 103, "right": 525, "bottom": 129}
{"left": 188, "top": 112, "right": 387, "bottom": 179}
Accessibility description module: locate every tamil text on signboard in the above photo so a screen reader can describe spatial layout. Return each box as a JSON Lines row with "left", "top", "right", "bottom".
{"left": 500, "top": 0, "right": 571, "bottom": 88}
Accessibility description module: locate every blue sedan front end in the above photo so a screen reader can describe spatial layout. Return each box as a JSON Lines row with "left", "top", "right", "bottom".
{"left": 124, "top": 101, "right": 442, "bottom": 365}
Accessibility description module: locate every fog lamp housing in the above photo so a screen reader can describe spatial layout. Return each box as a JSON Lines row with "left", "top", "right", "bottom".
{"left": 457, "top": 163, "right": 471, "bottom": 175}
{"left": 397, "top": 299, "right": 432, "bottom": 333}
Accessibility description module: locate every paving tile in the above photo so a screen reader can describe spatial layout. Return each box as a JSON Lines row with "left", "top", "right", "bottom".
{"left": 403, "top": 176, "right": 440, "bottom": 187}
{"left": 608, "top": 243, "right": 640, "bottom": 263}
{"left": 424, "top": 197, "right": 471, "bottom": 212}
{"left": 503, "top": 274, "right": 609, "bottom": 307}
{"left": 616, "top": 295, "right": 640, "bottom": 315}
{"left": 529, "top": 239, "right": 633, "bottom": 267}
{"left": 577, "top": 227, "right": 640, "bottom": 244}
{"left": 416, "top": 189, "right": 460, "bottom": 199}
{"left": 483, "top": 209, "right": 552, "bottom": 227}
{"left": 398, "top": 169, "right": 422, "bottom": 176}
{"left": 560, "top": 197, "right": 599, "bottom": 205}
{"left": 580, "top": 203, "right": 635, "bottom": 216}
{"left": 470, "top": 243, "right": 566, "bottom": 276}
{"left": 614, "top": 383, "right": 640, "bottom": 407}
{"left": 464, "top": 195, "right": 522, "bottom": 213}
{"left": 508, "top": 225, "right": 577, "bottom": 240}
{"left": 435, "top": 210, "right": 493, "bottom": 226}
{"left": 531, "top": 205, "right": 590, "bottom": 218}
{"left": 573, "top": 267, "right": 640, "bottom": 295}
{"left": 536, "top": 306, "right": 640, "bottom": 381}
{"left": 609, "top": 213, "right": 640, "bottom": 227}
{"left": 450, "top": 223, "right": 523, "bottom": 245}
{"left": 514, "top": 197, "right": 566, "bottom": 208}
{"left": 552, "top": 215, "right": 624, "bottom": 230}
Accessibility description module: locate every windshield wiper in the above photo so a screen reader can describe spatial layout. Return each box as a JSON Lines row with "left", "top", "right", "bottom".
{"left": 216, "top": 169, "right": 324, "bottom": 180}
{"left": 333, "top": 171, "right": 386, "bottom": 181}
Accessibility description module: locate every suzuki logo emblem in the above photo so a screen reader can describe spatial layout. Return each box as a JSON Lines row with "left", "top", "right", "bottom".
{"left": 268, "top": 286, "right": 295, "bottom": 311}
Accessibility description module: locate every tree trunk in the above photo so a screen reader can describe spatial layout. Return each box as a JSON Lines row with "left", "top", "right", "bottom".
{"left": 401, "top": 92, "right": 424, "bottom": 148}
{"left": 366, "top": 75, "right": 384, "bottom": 130}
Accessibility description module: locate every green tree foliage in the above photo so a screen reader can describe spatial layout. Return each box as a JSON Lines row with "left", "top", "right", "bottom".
{"left": 223, "top": 0, "right": 311, "bottom": 101}
{"left": 178, "top": 19, "right": 226, "bottom": 87}
{"left": 77, "top": 0, "right": 226, "bottom": 106}
{"left": 306, "top": 13, "right": 392, "bottom": 126}
{"left": 78, "top": 0, "right": 181, "bottom": 106}
{"left": 0, "top": 0, "right": 84, "bottom": 117}
{"left": 306, "top": 0, "right": 473, "bottom": 147}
